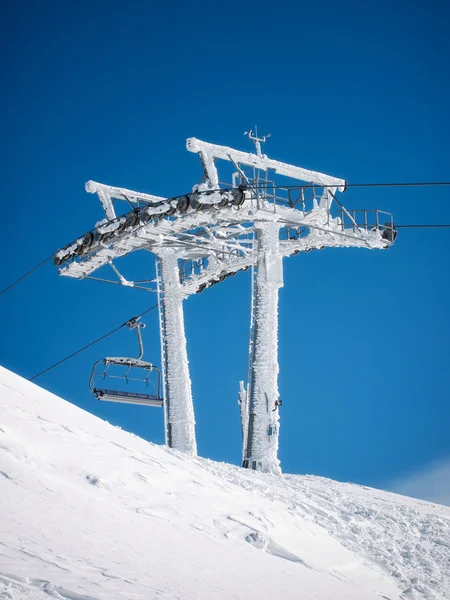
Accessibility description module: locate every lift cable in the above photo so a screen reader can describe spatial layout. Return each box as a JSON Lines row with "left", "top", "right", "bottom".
{"left": 2, "top": 177, "right": 450, "bottom": 299}
{"left": 395, "top": 224, "right": 450, "bottom": 228}
{"left": 0, "top": 254, "right": 54, "bottom": 298}
{"left": 249, "top": 181, "right": 450, "bottom": 190}
{"left": 342, "top": 181, "right": 450, "bottom": 189}
{"left": 29, "top": 304, "right": 159, "bottom": 382}
{"left": 2, "top": 223, "right": 450, "bottom": 299}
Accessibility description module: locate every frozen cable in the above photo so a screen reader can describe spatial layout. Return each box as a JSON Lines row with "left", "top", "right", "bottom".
{"left": 0, "top": 254, "right": 54, "bottom": 297}
{"left": 246, "top": 181, "right": 450, "bottom": 191}
{"left": 29, "top": 304, "right": 159, "bottom": 382}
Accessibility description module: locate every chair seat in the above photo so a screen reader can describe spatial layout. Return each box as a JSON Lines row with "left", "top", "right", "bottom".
{"left": 94, "top": 388, "right": 163, "bottom": 406}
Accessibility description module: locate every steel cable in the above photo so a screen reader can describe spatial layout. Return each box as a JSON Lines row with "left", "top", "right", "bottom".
{"left": 29, "top": 304, "right": 159, "bottom": 381}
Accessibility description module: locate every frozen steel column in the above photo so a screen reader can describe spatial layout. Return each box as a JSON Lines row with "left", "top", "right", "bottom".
{"left": 244, "top": 222, "right": 283, "bottom": 474}
{"left": 157, "top": 249, "right": 197, "bottom": 455}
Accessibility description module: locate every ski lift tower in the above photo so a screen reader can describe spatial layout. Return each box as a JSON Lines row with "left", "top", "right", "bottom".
{"left": 54, "top": 132, "right": 396, "bottom": 470}
{"left": 185, "top": 130, "right": 396, "bottom": 474}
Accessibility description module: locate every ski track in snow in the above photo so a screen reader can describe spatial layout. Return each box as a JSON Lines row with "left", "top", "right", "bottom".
{"left": 0, "top": 367, "right": 449, "bottom": 600}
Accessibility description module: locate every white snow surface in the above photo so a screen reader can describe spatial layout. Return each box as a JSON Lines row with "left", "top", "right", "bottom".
{"left": 1, "top": 367, "right": 449, "bottom": 600}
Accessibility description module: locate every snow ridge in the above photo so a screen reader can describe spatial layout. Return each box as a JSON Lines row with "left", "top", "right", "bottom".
{"left": 1, "top": 367, "right": 449, "bottom": 600}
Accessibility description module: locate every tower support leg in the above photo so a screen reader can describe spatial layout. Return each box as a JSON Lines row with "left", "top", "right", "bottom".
{"left": 244, "top": 222, "right": 283, "bottom": 474}
{"left": 157, "top": 249, "right": 197, "bottom": 455}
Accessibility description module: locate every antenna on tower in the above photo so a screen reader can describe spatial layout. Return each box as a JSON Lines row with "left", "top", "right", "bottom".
{"left": 244, "top": 126, "right": 271, "bottom": 157}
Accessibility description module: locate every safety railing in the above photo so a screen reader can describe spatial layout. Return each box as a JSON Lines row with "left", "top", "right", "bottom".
{"left": 335, "top": 209, "right": 395, "bottom": 235}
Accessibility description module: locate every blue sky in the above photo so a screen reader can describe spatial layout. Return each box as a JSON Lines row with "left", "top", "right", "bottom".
{"left": 1, "top": 0, "right": 449, "bottom": 498}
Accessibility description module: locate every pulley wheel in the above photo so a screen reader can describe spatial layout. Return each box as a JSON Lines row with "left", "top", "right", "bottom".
{"left": 102, "top": 229, "right": 116, "bottom": 242}
{"left": 217, "top": 191, "right": 230, "bottom": 208}
{"left": 230, "top": 188, "right": 245, "bottom": 206}
{"left": 191, "top": 194, "right": 203, "bottom": 211}
{"left": 82, "top": 231, "right": 95, "bottom": 252}
{"left": 75, "top": 232, "right": 93, "bottom": 255}
{"left": 116, "top": 217, "right": 128, "bottom": 234}
{"left": 141, "top": 207, "right": 153, "bottom": 223}
{"left": 382, "top": 223, "right": 397, "bottom": 242}
{"left": 94, "top": 229, "right": 104, "bottom": 243}
{"left": 177, "top": 195, "right": 190, "bottom": 213}
{"left": 125, "top": 211, "right": 140, "bottom": 228}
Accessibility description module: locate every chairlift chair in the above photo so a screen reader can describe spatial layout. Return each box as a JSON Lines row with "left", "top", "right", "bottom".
{"left": 89, "top": 317, "right": 163, "bottom": 407}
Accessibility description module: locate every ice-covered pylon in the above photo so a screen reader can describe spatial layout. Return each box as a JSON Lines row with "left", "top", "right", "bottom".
{"left": 54, "top": 132, "right": 396, "bottom": 463}
{"left": 156, "top": 249, "right": 197, "bottom": 455}
{"left": 243, "top": 222, "right": 283, "bottom": 474}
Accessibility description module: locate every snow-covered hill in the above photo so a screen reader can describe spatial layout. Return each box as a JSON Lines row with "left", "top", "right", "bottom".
{"left": 1, "top": 367, "right": 449, "bottom": 600}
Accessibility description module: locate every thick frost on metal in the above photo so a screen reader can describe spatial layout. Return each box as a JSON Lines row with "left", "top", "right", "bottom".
{"left": 59, "top": 202, "right": 389, "bottom": 282}
{"left": 55, "top": 135, "right": 396, "bottom": 469}
{"left": 158, "top": 250, "right": 197, "bottom": 455}
{"left": 246, "top": 222, "right": 283, "bottom": 475}
{"left": 238, "top": 381, "right": 248, "bottom": 462}
{"left": 187, "top": 138, "right": 346, "bottom": 191}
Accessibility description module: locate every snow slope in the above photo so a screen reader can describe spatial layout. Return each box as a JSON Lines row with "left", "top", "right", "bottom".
{"left": 0, "top": 367, "right": 449, "bottom": 600}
